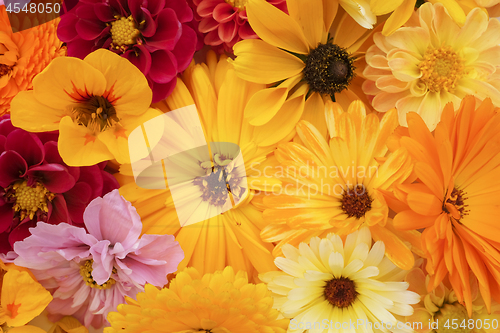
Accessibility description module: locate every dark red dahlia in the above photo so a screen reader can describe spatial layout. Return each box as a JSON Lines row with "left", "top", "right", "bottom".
{"left": 0, "top": 115, "right": 119, "bottom": 255}
{"left": 189, "top": 0, "right": 287, "bottom": 54}
{"left": 57, "top": 0, "right": 198, "bottom": 102}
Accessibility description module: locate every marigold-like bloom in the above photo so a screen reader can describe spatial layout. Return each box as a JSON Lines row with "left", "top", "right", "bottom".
{"left": 0, "top": 7, "right": 65, "bottom": 115}
{"left": 58, "top": 0, "right": 197, "bottom": 102}
{"left": 47, "top": 316, "right": 89, "bottom": 333}
{"left": 363, "top": 3, "right": 500, "bottom": 131}
{"left": 231, "top": 0, "right": 375, "bottom": 136}
{"left": 189, "top": 0, "right": 286, "bottom": 53}
{"left": 259, "top": 100, "right": 423, "bottom": 270}
{"left": 0, "top": 115, "right": 119, "bottom": 256}
{"left": 383, "top": 96, "right": 500, "bottom": 316}
{"left": 117, "top": 50, "right": 304, "bottom": 281}
{"left": 10, "top": 49, "right": 161, "bottom": 166}
{"left": 105, "top": 266, "right": 289, "bottom": 333}
{"left": 405, "top": 265, "right": 500, "bottom": 333}
{"left": 260, "top": 227, "right": 420, "bottom": 333}
{"left": 0, "top": 260, "right": 52, "bottom": 333}
{"left": 13, "top": 190, "right": 184, "bottom": 328}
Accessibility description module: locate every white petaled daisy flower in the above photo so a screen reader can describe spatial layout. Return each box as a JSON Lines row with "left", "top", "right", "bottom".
{"left": 260, "top": 227, "right": 420, "bottom": 333}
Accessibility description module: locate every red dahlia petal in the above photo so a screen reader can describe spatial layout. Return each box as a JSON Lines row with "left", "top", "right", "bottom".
{"left": 75, "top": 19, "right": 107, "bottom": 40}
{"left": 0, "top": 151, "right": 28, "bottom": 187}
{"left": 198, "top": 17, "right": 219, "bottom": 33}
{"left": 0, "top": 204, "right": 14, "bottom": 234}
{"left": 147, "top": 0, "right": 166, "bottom": 16}
{"left": 198, "top": 0, "right": 223, "bottom": 17}
{"left": 123, "top": 45, "right": 152, "bottom": 75}
{"left": 94, "top": 3, "right": 115, "bottom": 22}
{"left": 171, "top": 25, "right": 197, "bottom": 72}
{"left": 5, "top": 130, "right": 44, "bottom": 167}
{"left": 148, "top": 50, "right": 178, "bottom": 84}
{"left": 164, "top": 0, "right": 193, "bottom": 23}
{"left": 57, "top": 12, "right": 80, "bottom": 42}
{"left": 64, "top": 182, "right": 93, "bottom": 225}
{"left": 140, "top": 8, "right": 157, "bottom": 38}
{"left": 150, "top": 79, "right": 177, "bottom": 104}
{"left": 213, "top": 3, "right": 237, "bottom": 23}
{"left": 218, "top": 20, "right": 237, "bottom": 43}
{"left": 146, "top": 8, "right": 181, "bottom": 50}
{"left": 27, "top": 164, "right": 76, "bottom": 193}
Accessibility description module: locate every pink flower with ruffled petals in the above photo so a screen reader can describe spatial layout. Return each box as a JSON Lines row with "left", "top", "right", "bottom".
{"left": 13, "top": 189, "right": 184, "bottom": 329}
{"left": 57, "top": 0, "right": 199, "bottom": 102}
{"left": 190, "top": 0, "right": 287, "bottom": 53}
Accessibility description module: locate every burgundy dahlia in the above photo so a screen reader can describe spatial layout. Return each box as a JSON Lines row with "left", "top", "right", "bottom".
{"left": 0, "top": 115, "right": 119, "bottom": 255}
{"left": 190, "top": 0, "right": 287, "bottom": 54}
{"left": 57, "top": 0, "right": 198, "bottom": 102}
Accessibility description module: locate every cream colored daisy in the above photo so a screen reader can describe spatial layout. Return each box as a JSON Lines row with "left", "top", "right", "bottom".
{"left": 260, "top": 227, "right": 420, "bottom": 333}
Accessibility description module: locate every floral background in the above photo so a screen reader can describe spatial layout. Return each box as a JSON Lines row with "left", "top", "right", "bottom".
{"left": 1, "top": 0, "right": 500, "bottom": 332}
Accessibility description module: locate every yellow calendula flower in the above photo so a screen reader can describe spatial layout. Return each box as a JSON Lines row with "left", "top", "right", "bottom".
{"left": 363, "top": 2, "right": 500, "bottom": 131}
{"left": 117, "top": 51, "right": 304, "bottom": 281}
{"left": 258, "top": 100, "right": 423, "bottom": 270}
{"left": 105, "top": 266, "right": 289, "bottom": 333}
{"left": 10, "top": 49, "right": 161, "bottom": 166}
{"left": 231, "top": 0, "right": 375, "bottom": 137}
{"left": 0, "top": 261, "right": 52, "bottom": 333}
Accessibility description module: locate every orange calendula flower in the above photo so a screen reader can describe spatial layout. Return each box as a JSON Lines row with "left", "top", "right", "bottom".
{"left": 258, "top": 100, "right": 424, "bottom": 270}
{"left": 363, "top": 2, "right": 500, "bottom": 131}
{"left": 0, "top": 260, "right": 52, "bottom": 333}
{"left": 9, "top": 49, "right": 161, "bottom": 166}
{"left": 231, "top": 0, "right": 375, "bottom": 137}
{"left": 384, "top": 96, "right": 500, "bottom": 316}
{"left": 0, "top": 7, "right": 65, "bottom": 115}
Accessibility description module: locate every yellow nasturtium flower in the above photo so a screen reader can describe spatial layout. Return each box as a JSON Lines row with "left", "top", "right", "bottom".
{"left": 0, "top": 261, "right": 52, "bottom": 333}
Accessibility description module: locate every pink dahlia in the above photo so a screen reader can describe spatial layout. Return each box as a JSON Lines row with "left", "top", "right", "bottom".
{"left": 190, "top": 0, "right": 286, "bottom": 53}
{"left": 13, "top": 189, "right": 184, "bottom": 329}
{"left": 0, "top": 115, "right": 118, "bottom": 256}
{"left": 57, "top": 0, "right": 198, "bottom": 102}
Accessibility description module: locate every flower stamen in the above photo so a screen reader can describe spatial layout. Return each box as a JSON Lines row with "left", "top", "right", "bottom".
{"left": 70, "top": 95, "right": 119, "bottom": 134}
{"left": 80, "top": 260, "right": 117, "bottom": 290}
{"left": 110, "top": 15, "right": 141, "bottom": 51}
{"left": 0, "top": 64, "right": 14, "bottom": 78}
{"left": 4, "top": 180, "right": 55, "bottom": 221}
{"left": 418, "top": 45, "right": 464, "bottom": 93}
{"left": 341, "top": 185, "right": 373, "bottom": 219}
{"left": 324, "top": 277, "right": 358, "bottom": 308}
{"left": 443, "top": 188, "right": 469, "bottom": 221}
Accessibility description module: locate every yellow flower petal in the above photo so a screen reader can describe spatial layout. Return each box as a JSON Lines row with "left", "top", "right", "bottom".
{"left": 244, "top": 87, "right": 288, "bottom": 126}
{"left": 232, "top": 39, "right": 305, "bottom": 84}
{"left": 286, "top": 0, "right": 324, "bottom": 49}
{"left": 323, "top": 0, "right": 339, "bottom": 33}
{"left": 370, "top": 0, "right": 404, "bottom": 15}
{"left": 340, "top": 0, "right": 377, "bottom": 29}
{"left": 370, "top": 223, "right": 415, "bottom": 270}
{"left": 382, "top": 0, "right": 417, "bottom": 36}
{"left": 429, "top": 0, "right": 467, "bottom": 26}
{"left": 57, "top": 116, "right": 114, "bottom": 166}
{"left": 8, "top": 326, "right": 47, "bottom": 333}
{"left": 1, "top": 270, "right": 52, "bottom": 327}
{"left": 83, "top": 49, "right": 152, "bottom": 116}
{"left": 300, "top": 92, "right": 328, "bottom": 140}
{"left": 10, "top": 91, "right": 64, "bottom": 132}
{"left": 32, "top": 56, "right": 106, "bottom": 111}
{"left": 246, "top": 0, "right": 309, "bottom": 54}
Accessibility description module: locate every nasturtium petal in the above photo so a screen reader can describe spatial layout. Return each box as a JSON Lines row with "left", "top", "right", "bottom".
{"left": 10, "top": 91, "right": 64, "bottom": 133}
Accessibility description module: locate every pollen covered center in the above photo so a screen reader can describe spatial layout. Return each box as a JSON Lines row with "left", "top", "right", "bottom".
{"left": 4, "top": 180, "right": 55, "bottom": 221}
{"left": 80, "top": 260, "right": 117, "bottom": 290}
{"left": 304, "top": 43, "right": 356, "bottom": 97}
{"left": 418, "top": 45, "right": 464, "bottom": 93}
{"left": 0, "top": 63, "right": 14, "bottom": 77}
{"left": 443, "top": 188, "right": 469, "bottom": 221}
{"left": 324, "top": 277, "right": 358, "bottom": 308}
{"left": 341, "top": 185, "right": 373, "bottom": 219}
{"left": 110, "top": 15, "right": 141, "bottom": 47}
{"left": 225, "top": 0, "right": 248, "bottom": 10}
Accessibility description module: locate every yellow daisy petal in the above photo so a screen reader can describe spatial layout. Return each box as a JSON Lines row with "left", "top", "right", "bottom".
{"left": 286, "top": 0, "right": 324, "bottom": 49}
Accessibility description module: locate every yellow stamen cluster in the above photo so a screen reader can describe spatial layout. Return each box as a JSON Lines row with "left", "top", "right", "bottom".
{"left": 110, "top": 15, "right": 140, "bottom": 47}
{"left": 70, "top": 95, "right": 119, "bottom": 135}
{"left": 9, "top": 181, "right": 54, "bottom": 220}
{"left": 435, "top": 303, "right": 471, "bottom": 333}
{"left": 419, "top": 45, "right": 464, "bottom": 93}
{"left": 225, "top": 0, "right": 247, "bottom": 10}
{"left": 79, "top": 260, "right": 117, "bottom": 290}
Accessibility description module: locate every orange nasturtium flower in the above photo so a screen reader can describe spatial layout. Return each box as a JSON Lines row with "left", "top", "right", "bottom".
{"left": 10, "top": 49, "right": 161, "bottom": 166}
{"left": 0, "top": 260, "right": 52, "bottom": 333}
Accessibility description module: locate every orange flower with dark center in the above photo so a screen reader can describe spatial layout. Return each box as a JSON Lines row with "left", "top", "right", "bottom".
{"left": 384, "top": 96, "right": 500, "bottom": 316}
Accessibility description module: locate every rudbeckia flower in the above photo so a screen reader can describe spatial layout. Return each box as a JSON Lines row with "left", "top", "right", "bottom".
{"left": 231, "top": 0, "right": 375, "bottom": 136}
{"left": 57, "top": 0, "right": 197, "bottom": 102}
{"left": 13, "top": 190, "right": 184, "bottom": 329}
{"left": 0, "top": 260, "right": 52, "bottom": 333}
{"left": 258, "top": 100, "right": 423, "bottom": 270}
{"left": 0, "top": 115, "right": 119, "bottom": 256}
{"left": 105, "top": 266, "right": 289, "bottom": 333}
{"left": 189, "top": 0, "right": 287, "bottom": 53}
{"left": 405, "top": 265, "right": 500, "bottom": 333}
{"left": 0, "top": 6, "right": 65, "bottom": 115}
{"left": 117, "top": 51, "right": 304, "bottom": 281}
{"left": 383, "top": 96, "right": 500, "bottom": 316}
{"left": 9, "top": 49, "right": 162, "bottom": 166}
{"left": 260, "top": 227, "right": 420, "bottom": 333}
{"left": 363, "top": 2, "right": 500, "bottom": 131}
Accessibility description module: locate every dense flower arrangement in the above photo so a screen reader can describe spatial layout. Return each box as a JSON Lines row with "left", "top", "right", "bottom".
{"left": 1, "top": 0, "right": 500, "bottom": 332}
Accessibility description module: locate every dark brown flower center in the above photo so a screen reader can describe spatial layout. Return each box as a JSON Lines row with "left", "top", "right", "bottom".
{"left": 324, "top": 277, "right": 358, "bottom": 308}
{"left": 71, "top": 95, "right": 119, "bottom": 133}
{"left": 4, "top": 180, "right": 55, "bottom": 221}
{"left": 341, "top": 185, "right": 373, "bottom": 219}
{"left": 304, "top": 43, "right": 356, "bottom": 98}
{"left": 443, "top": 188, "right": 469, "bottom": 221}
{"left": 0, "top": 63, "right": 14, "bottom": 77}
